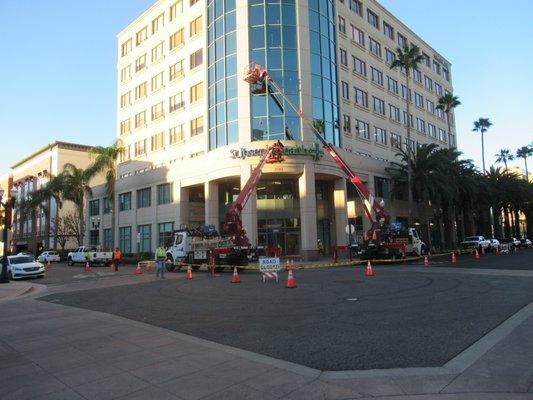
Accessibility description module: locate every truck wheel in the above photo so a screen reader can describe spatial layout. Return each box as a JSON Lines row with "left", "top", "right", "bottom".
{"left": 68, "top": 258, "right": 74, "bottom": 266}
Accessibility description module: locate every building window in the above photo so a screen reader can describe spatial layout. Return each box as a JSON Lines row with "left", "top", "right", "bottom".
{"left": 436, "top": 107, "right": 445, "bottom": 119}
{"left": 169, "top": 92, "right": 184, "bottom": 112}
{"left": 383, "top": 22, "right": 394, "bottom": 40}
{"left": 385, "top": 48, "right": 395, "bottom": 65}
{"left": 391, "top": 132, "right": 402, "bottom": 149}
{"left": 415, "top": 92, "right": 424, "bottom": 108}
{"left": 89, "top": 199, "right": 99, "bottom": 217}
{"left": 134, "top": 111, "right": 146, "bottom": 128}
{"left": 426, "top": 100, "right": 435, "bottom": 114}
{"left": 151, "top": 132, "right": 164, "bottom": 151}
{"left": 389, "top": 104, "right": 400, "bottom": 122}
{"left": 428, "top": 123, "right": 437, "bottom": 138}
{"left": 424, "top": 75, "right": 433, "bottom": 92}
{"left": 151, "top": 42, "right": 164, "bottom": 63}
{"left": 134, "top": 139, "right": 146, "bottom": 156}
{"left": 190, "top": 48, "right": 203, "bottom": 69}
{"left": 401, "top": 85, "right": 411, "bottom": 101}
{"left": 369, "top": 37, "right": 381, "bottom": 57}
{"left": 350, "top": 25, "right": 365, "bottom": 46}
{"left": 137, "top": 188, "right": 151, "bottom": 208}
{"left": 136, "top": 26, "right": 148, "bottom": 46}
{"left": 103, "top": 197, "right": 111, "bottom": 214}
{"left": 190, "top": 116, "right": 203, "bottom": 136}
{"left": 354, "top": 87, "right": 368, "bottom": 108}
{"left": 443, "top": 67, "right": 450, "bottom": 82}
{"left": 355, "top": 119, "right": 370, "bottom": 139}
{"left": 170, "top": 1, "right": 183, "bottom": 21}
{"left": 439, "top": 128, "right": 447, "bottom": 142}
{"left": 374, "top": 127, "right": 387, "bottom": 144}
{"left": 169, "top": 124, "right": 184, "bottom": 144}
{"left": 422, "top": 53, "right": 431, "bottom": 67}
{"left": 342, "top": 114, "right": 351, "bottom": 133}
{"left": 190, "top": 81, "right": 204, "bottom": 103}
{"left": 135, "top": 54, "right": 146, "bottom": 72}
{"left": 119, "top": 226, "right": 132, "bottom": 254}
{"left": 169, "top": 60, "right": 184, "bottom": 81}
{"left": 152, "top": 13, "right": 164, "bottom": 34}
{"left": 137, "top": 224, "right": 152, "bottom": 253}
{"left": 339, "top": 48, "right": 348, "bottom": 66}
{"left": 435, "top": 83, "right": 443, "bottom": 97}
{"left": 157, "top": 183, "right": 173, "bottom": 205}
{"left": 338, "top": 16, "right": 346, "bottom": 34}
{"left": 413, "top": 68, "right": 422, "bottom": 83}
{"left": 103, "top": 228, "right": 112, "bottom": 250}
{"left": 398, "top": 33, "right": 407, "bottom": 48}
{"left": 120, "top": 119, "right": 131, "bottom": 135}
{"left": 120, "top": 92, "right": 131, "bottom": 109}
{"left": 151, "top": 72, "right": 164, "bottom": 92}
{"left": 121, "top": 38, "right": 132, "bottom": 57}
{"left": 352, "top": 56, "right": 366, "bottom": 76}
{"left": 151, "top": 102, "right": 164, "bottom": 120}
{"left": 373, "top": 96, "right": 385, "bottom": 115}
{"left": 120, "top": 65, "right": 131, "bottom": 82}
{"left": 89, "top": 230, "right": 99, "bottom": 246}
{"left": 349, "top": 0, "right": 362, "bottom": 16}
{"left": 341, "top": 81, "right": 350, "bottom": 100}
{"left": 190, "top": 15, "right": 202, "bottom": 37}
{"left": 374, "top": 177, "right": 389, "bottom": 198}
{"left": 387, "top": 76, "right": 398, "bottom": 94}
{"left": 135, "top": 82, "right": 147, "bottom": 100}
{"left": 158, "top": 222, "right": 174, "bottom": 246}
{"left": 119, "top": 192, "right": 131, "bottom": 211}
{"left": 416, "top": 117, "right": 426, "bottom": 133}
{"left": 367, "top": 9, "right": 379, "bottom": 28}
{"left": 170, "top": 28, "right": 184, "bottom": 50}
{"left": 371, "top": 67, "right": 383, "bottom": 86}
{"left": 403, "top": 111, "right": 413, "bottom": 127}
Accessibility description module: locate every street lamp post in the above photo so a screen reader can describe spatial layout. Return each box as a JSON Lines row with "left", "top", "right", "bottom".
{"left": 1, "top": 187, "right": 18, "bottom": 284}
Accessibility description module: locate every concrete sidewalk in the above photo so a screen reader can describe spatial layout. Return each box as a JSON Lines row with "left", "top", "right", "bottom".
{"left": 0, "top": 280, "right": 45, "bottom": 303}
{"left": 1, "top": 292, "right": 533, "bottom": 399}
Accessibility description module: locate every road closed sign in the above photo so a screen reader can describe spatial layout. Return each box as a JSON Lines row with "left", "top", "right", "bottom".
{"left": 259, "top": 257, "right": 281, "bottom": 282}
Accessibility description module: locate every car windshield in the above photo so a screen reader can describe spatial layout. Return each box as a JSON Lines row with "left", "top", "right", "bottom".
{"left": 464, "top": 236, "right": 480, "bottom": 241}
{"left": 10, "top": 256, "right": 35, "bottom": 264}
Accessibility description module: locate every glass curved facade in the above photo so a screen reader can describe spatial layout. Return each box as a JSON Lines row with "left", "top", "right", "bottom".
{"left": 308, "top": 0, "right": 340, "bottom": 146}
{"left": 249, "top": 0, "right": 301, "bottom": 141}
{"left": 208, "top": 0, "right": 238, "bottom": 150}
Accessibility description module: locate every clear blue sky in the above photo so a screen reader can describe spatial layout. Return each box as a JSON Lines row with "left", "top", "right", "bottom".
{"left": 0, "top": 0, "right": 532, "bottom": 174}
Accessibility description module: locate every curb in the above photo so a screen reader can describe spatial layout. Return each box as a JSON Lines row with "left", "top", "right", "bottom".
{"left": 0, "top": 282, "right": 47, "bottom": 303}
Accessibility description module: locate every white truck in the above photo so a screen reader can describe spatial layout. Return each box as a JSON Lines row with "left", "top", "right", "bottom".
{"left": 460, "top": 236, "right": 491, "bottom": 252}
{"left": 361, "top": 224, "right": 427, "bottom": 259}
{"left": 165, "top": 228, "right": 248, "bottom": 271}
{"left": 67, "top": 246, "right": 113, "bottom": 266}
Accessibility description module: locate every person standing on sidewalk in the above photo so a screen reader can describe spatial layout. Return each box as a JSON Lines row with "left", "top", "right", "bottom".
{"left": 155, "top": 245, "right": 167, "bottom": 279}
{"left": 113, "top": 248, "right": 122, "bottom": 271}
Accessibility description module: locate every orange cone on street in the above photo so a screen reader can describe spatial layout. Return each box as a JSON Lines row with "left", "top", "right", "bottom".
{"left": 365, "top": 261, "right": 374, "bottom": 277}
{"left": 475, "top": 249, "right": 480, "bottom": 260}
{"left": 451, "top": 252, "right": 457, "bottom": 264}
{"left": 286, "top": 269, "right": 296, "bottom": 288}
{"left": 135, "top": 263, "right": 143, "bottom": 275}
{"left": 185, "top": 265, "right": 193, "bottom": 280}
{"left": 84, "top": 262, "right": 91, "bottom": 272}
{"left": 424, "top": 256, "right": 429, "bottom": 267}
{"left": 146, "top": 263, "right": 153, "bottom": 272}
{"left": 230, "top": 267, "right": 241, "bottom": 283}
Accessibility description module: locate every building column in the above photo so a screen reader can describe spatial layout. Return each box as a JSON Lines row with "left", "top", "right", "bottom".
{"left": 178, "top": 182, "right": 189, "bottom": 229}
{"left": 333, "top": 178, "right": 348, "bottom": 247}
{"left": 299, "top": 163, "right": 318, "bottom": 261}
{"left": 240, "top": 165, "right": 257, "bottom": 247}
{"left": 205, "top": 180, "right": 219, "bottom": 228}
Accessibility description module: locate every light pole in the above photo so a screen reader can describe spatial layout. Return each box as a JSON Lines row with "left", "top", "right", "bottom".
{"left": 1, "top": 187, "right": 18, "bottom": 284}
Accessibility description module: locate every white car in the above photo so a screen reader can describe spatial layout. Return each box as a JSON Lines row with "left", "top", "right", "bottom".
{"left": 487, "top": 238, "right": 500, "bottom": 252}
{"left": 38, "top": 251, "right": 61, "bottom": 263}
{"left": 3, "top": 255, "right": 46, "bottom": 280}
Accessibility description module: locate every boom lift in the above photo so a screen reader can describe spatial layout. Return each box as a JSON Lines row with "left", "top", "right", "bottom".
{"left": 244, "top": 64, "right": 426, "bottom": 258}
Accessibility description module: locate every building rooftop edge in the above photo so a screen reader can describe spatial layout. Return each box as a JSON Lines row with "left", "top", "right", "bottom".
{"left": 116, "top": 0, "right": 166, "bottom": 39}
{"left": 10, "top": 141, "right": 93, "bottom": 169}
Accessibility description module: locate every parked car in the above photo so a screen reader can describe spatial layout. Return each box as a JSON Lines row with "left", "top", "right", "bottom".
{"left": 17, "top": 252, "right": 35, "bottom": 259}
{"left": 1, "top": 255, "right": 45, "bottom": 280}
{"left": 519, "top": 238, "right": 532, "bottom": 248}
{"left": 460, "top": 236, "right": 491, "bottom": 251}
{"left": 38, "top": 251, "right": 61, "bottom": 263}
{"left": 67, "top": 246, "right": 113, "bottom": 266}
{"left": 499, "top": 238, "right": 517, "bottom": 250}
{"left": 487, "top": 238, "right": 500, "bottom": 252}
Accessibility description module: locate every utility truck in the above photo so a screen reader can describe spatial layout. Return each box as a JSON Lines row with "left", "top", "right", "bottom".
{"left": 67, "top": 246, "right": 113, "bottom": 267}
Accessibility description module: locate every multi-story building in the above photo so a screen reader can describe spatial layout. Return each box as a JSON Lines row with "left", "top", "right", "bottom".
{"left": 92, "top": 0, "right": 455, "bottom": 259}
{"left": 7, "top": 142, "right": 97, "bottom": 254}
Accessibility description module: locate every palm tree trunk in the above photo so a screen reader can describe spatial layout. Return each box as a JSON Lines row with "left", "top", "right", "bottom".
{"left": 513, "top": 208, "right": 521, "bottom": 237}
{"left": 446, "top": 112, "right": 452, "bottom": 147}
{"left": 503, "top": 207, "right": 511, "bottom": 237}
{"left": 405, "top": 71, "right": 413, "bottom": 225}
{"left": 524, "top": 158, "right": 529, "bottom": 181}
{"left": 481, "top": 131, "right": 486, "bottom": 173}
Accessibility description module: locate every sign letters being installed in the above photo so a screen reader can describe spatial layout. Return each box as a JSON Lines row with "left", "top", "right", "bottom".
{"left": 259, "top": 257, "right": 281, "bottom": 283}
{"left": 230, "top": 143, "right": 324, "bottom": 162}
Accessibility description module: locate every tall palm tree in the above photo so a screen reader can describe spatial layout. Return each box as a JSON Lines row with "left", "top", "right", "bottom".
{"left": 436, "top": 93, "right": 461, "bottom": 147}
{"left": 516, "top": 145, "right": 532, "bottom": 181}
{"left": 472, "top": 118, "right": 493, "bottom": 173}
{"left": 61, "top": 163, "right": 95, "bottom": 245}
{"left": 390, "top": 44, "right": 423, "bottom": 225}
{"left": 88, "top": 142, "right": 124, "bottom": 248}
{"left": 495, "top": 149, "right": 514, "bottom": 171}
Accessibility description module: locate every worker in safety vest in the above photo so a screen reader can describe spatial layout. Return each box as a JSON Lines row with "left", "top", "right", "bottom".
{"left": 113, "top": 248, "right": 122, "bottom": 271}
{"left": 155, "top": 245, "right": 167, "bottom": 279}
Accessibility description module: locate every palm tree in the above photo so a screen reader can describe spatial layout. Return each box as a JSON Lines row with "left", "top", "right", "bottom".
{"left": 390, "top": 44, "right": 423, "bottom": 225}
{"left": 88, "top": 142, "right": 124, "bottom": 248}
{"left": 61, "top": 163, "right": 95, "bottom": 245}
{"left": 472, "top": 118, "right": 493, "bottom": 173}
{"left": 436, "top": 94, "right": 461, "bottom": 147}
{"left": 516, "top": 145, "right": 532, "bottom": 181}
{"left": 495, "top": 149, "right": 515, "bottom": 171}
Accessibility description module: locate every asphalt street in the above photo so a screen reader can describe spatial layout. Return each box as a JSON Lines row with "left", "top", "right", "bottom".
{"left": 38, "top": 250, "right": 533, "bottom": 371}
{"left": 431, "top": 248, "right": 533, "bottom": 270}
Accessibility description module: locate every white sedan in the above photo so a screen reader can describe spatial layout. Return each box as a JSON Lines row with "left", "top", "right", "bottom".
{"left": 38, "top": 251, "right": 61, "bottom": 263}
{"left": 2, "top": 255, "right": 46, "bottom": 280}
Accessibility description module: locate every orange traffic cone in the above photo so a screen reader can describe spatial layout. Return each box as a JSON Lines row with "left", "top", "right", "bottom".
{"left": 286, "top": 269, "right": 296, "bottom": 288}
{"left": 231, "top": 267, "right": 241, "bottom": 283}
{"left": 474, "top": 249, "right": 480, "bottom": 260}
{"left": 135, "top": 263, "right": 143, "bottom": 275}
{"left": 424, "top": 256, "right": 429, "bottom": 268}
{"left": 185, "top": 265, "right": 193, "bottom": 280}
{"left": 84, "top": 262, "right": 91, "bottom": 272}
{"left": 146, "top": 262, "right": 153, "bottom": 272}
{"left": 451, "top": 252, "right": 457, "bottom": 264}
{"left": 365, "top": 261, "right": 374, "bottom": 277}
